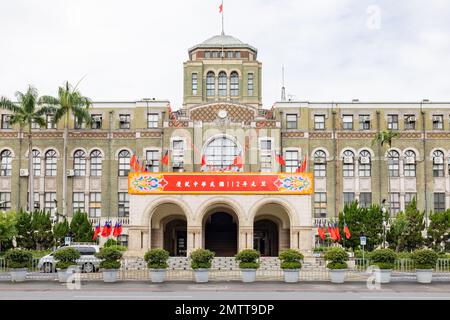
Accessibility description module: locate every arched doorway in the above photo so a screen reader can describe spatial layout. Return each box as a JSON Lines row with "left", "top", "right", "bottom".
{"left": 163, "top": 217, "right": 187, "bottom": 257}
{"left": 204, "top": 212, "right": 238, "bottom": 256}
{"left": 254, "top": 219, "right": 279, "bottom": 257}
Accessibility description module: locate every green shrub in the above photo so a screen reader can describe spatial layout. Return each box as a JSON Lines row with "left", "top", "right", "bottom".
{"left": 95, "top": 247, "right": 123, "bottom": 270}
{"left": 324, "top": 247, "right": 348, "bottom": 269}
{"left": 190, "top": 249, "right": 215, "bottom": 269}
{"left": 105, "top": 245, "right": 127, "bottom": 252}
{"left": 144, "top": 249, "right": 170, "bottom": 269}
{"left": 370, "top": 249, "right": 397, "bottom": 269}
{"left": 104, "top": 239, "right": 118, "bottom": 247}
{"left": 279, "top": 249, "right": 304, "bottom": 270}
{"left": 235, "top": 249, "right": 260, "bottom": 269}
{"left": 54, "top": 247, "right": 80, "bottom": 270}
{"left": 411, "top": 249, "right": 438, "bottom": 269}
{"left": 4, "top": 249, "right": 32, "bottom": 269}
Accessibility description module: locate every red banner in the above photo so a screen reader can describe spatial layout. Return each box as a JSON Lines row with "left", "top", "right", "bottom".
{"left": 128, "top": 173, "right": 313, "bottom": 195}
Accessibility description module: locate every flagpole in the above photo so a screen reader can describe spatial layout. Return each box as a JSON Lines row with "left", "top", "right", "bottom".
{"left": 221, "top": 0, "right": 224, "bottom": 35}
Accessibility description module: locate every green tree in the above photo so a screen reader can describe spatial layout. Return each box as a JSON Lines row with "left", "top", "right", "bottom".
{"left": 427, "top": 209, "right": 450, "bottom": 252}
{"left": 39, "top": 82, "right": 91, "bottom": 216}
{"left": 53, "top": 218, "right": 70, "bottom": 247}
{"left": 0, "top": 86, "right": 53, "bottom": 210}
{"left": 15, "top": 209, "right": 34, "bottom": 249}
{"left": 338, "top": 201, "right": 386, "bottom": 251}
{"left": 31, "top": 210, "right": 54, "bottom": 250}
{"left": 387, "top": 198, "right": 425, "bottom": 252}
{"left": 70, "top": 210, "right": 94, "bottom": 242}
{"left": 0, "top": 211, "right": 17, "bottom": 252}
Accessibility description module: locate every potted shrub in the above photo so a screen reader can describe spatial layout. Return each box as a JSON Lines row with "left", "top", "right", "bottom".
{"left": 370, "top": 249, "right": 397, "bottom": 283}
{"left": 411, "top": 249, "right": 438, "bottom": 284}
{"left": 235, "top": 249, "right": 260, "bottom": 283}
{"left": 4, "top": 249, "right": 32, "bottom": 282}
{"left": 144, "top": 248, "right": 170, "bottom": 283}
{"left": 324, "top": 247, "right": 348, "bottom": 283}
{"left": 54, "top": 247, "right": 80, "bottom": 283}
{"left": 190, "top": 248, "right": 215, "bottom": 283}
{"left": 279, "top": 249, "right": 304, "bottom": 283}
{"left": 95, "top": 247, "right": 123, "bottom": 283}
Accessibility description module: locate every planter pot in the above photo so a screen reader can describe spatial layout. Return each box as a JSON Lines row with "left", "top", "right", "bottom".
{"left": 57, "top": 268, "right": 76, "bottom": 283}
{"left": 416, "top": 269, "right": 433, "bottom": 284}
{"left": 241, "top": 269, "right": 257, "bottom": 283}
{"left": 193, "top": 269, "right": 210, "bottom": 283}
{"left": 329, "top": 269, "right": 346, "bottom": 283}
{"left": 10, "top": 268, "right": 27, "bottom": 282}
{"left": 149, "top": 269, "right": 167, "bottom": 283}
{"left": 377, "top": 269, "right": 392, "bottom": 284}
{"left": 103, "top": 269, "right": 119, "bottom": 283}
{"left": 283, "top": 269, "right": 300, "bottom": 283}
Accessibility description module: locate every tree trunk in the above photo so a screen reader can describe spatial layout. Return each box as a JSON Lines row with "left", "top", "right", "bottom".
{"left": 62, "top": 112, "right": 69, "bottom": 217}
{"left": 28, "top": 124, "right": 34, "bottom": 213}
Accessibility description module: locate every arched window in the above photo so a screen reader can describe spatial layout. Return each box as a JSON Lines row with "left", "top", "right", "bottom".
{"left": 45, "top": 150, "right": 57, "bottom": 176}
{"left": 0, "top": 150, "right": 12, "bottom": 176}
{"left": 313, "top": 150, "right": 326, "bottom": 177}
{"left": 90, "top": 150, "right": 102, "bottom": 176}
{"left": 32, "top": 150, "right": 41, "bottom": 176}
{"left": 73, "top": 150, "right": 86, "bottom": 176}
{"left": 342, "top": 150, "right": 355, "bottom": 177}
{"left": 433, "top": 150, "right": 444, "bottom": 177}
{"left": 359, "top": 150, "right": 371, "bottom": 177}
{"left": 230, "top": 71, "right": 239, "bottom": 96}
{"left": 118, "top": 150, "right": 131, "bottom": 176}
{"left": 218, "top": 71, "right": 227, "bottom": 97}
{"left": 387, "top": 150, "right": 400, "bottom": 177}
{"left": 206, "top": 72, "right": 215, "bottom": 97}
{"left": 204, "top": 136, "right": 241, "bottom": 171}
{"left": 404, "top": 150, "right": 416, "bottom": 177}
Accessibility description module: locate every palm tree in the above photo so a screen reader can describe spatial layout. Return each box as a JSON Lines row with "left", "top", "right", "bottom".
{"left": 39, "top": 81, "right": 91, "bottom": 216}
{"left": 0, "top": 86, "right": 53, "bottom": 211}
{"left": 372, "top": 129, "right": 400, "bottom": 215}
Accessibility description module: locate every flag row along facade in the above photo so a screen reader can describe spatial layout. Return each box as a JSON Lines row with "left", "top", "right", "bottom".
{"left": 1, "top": 33, "right": 450, "bottom": 257}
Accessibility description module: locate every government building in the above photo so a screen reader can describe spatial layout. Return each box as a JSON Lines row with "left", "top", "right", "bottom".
{"left": 1, "top": 33, "right": 450, "bottom": 257}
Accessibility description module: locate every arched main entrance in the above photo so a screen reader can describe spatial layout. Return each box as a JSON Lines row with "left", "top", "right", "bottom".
{"left": 203, "top": 211, "right": 238, "bottom": 256}
{"left": 254, "top": 219, "right": 279, "bottom": 257}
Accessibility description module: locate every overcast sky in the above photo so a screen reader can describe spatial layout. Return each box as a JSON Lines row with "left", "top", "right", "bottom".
{"left": 1, "top": 0, "right": 450, "bottom": 109}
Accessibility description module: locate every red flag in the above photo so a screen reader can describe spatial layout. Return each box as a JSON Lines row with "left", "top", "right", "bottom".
{"left": 140, "top": 160, "right": 146, "bottom": 172}
{"left": 343, "top": 224, "right": 351, "bottom": 239}
{"left": 327, "top": 223, "right": 335, "bottom": 241}
{"left": 161, "top": 151, "right": 169, "bottom": 165}
{"left": 232, "top": 154, "right": 243, "bottom": 169}
{"left": 275, "top": 153, "right": 286, "bottom": 166}
{"left": 334, "top": 223, "right": 341, "bottom": 242}
{"left": 101, "top": 222, "right": 108, "bottom": 238}
{"left": 219, "top": 3, "right": 223, "bottom": 13}
{"left": 116, "top": 223, "right": 122, "bottom": 237}
{"left": 317, "top": 223, "right": 325, "bottom": 241}
{"left": 105, "top": 221, "right": 112, "bottom": 237}
{"left": 130, "top": 154, "right": 137, "bottom": 172}
{"left": 201, "top": 155, "right": 206, "bottom": 166}
{"left": 93, "top": 224, "right": 101, "bottom": 241}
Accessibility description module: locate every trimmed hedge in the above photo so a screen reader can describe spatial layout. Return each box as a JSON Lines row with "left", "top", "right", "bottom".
{"left": 144, "top": 249, "right": 170, "bottom": 269}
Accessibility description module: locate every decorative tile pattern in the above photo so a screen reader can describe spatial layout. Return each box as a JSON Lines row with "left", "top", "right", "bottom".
{"left": 190, "top": 103, "right": 255, "bottom": 122}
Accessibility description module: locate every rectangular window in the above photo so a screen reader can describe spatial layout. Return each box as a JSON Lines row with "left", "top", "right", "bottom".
{"left": 314, "top": 115, "right": 325, "bottom": 130}
{"left": 146, "top": 150, "right": 160, "bottom": 172}
{"left": 285, "top": 150, "right": 299, "bottom": 173}
{"left": 359, "top": 193, "right": 372, "bottom": 208}
{"left": 260, "top": 154, "right": 272, "bottom": 173}
{"left": 172, "top": 140, "right": 184, "bottom": 151}
{"left": 227, "top": 51, "right": 233, "bottom": 58}
{"left": 89, "top": 192, "right": 101, "bottom": 218}
{"left": 192, "top": 73, "right": 198, "bottom": 95}
{"left": 260, "top": 139, "right": 272, "bottom": 151}
{"left": 387, "top": 114, "right": 399, "bottom": 130}
{"left": 359, "top": 115, "right": 370, "bottom": 130}
{"left": 119, "top": 114, "right": 131, "bottom": 129}
{"left": 117, "top": 235, "right": 129, "bottom": 247}
{"left": 27, "top": 192, "right": 40, "bottom": 211}
{"left": 235, "top": 52, "right": 241, "bottom": 58}
{"left": 314, "top": 193, "right": 327, "bottom": 218}
{"left": 91, "top": 114, "right": 102, "bottom": 129}
{"left": 204, "top": 51, "right": 211, "bottom": 59}
{"left": 147, "top": 113, "right": 159, "bottom": 128}
{"left": 44, "top": 192, "right": 56, "bottom": 214}
{"left": 31, "top": 120, "right": 40, "bottom": 129}
{"left": 247, "top": 73, "right": 254, "bottom": 96}
{"left": 314, "top": 160, "right": 326, "bottom": 178}
{"left": 433, "top": 115, "right": 444, "bottom": 130}
{"left": 405, "top": 193, "right": 417, "bottom": 208}
{"left": 74, "top": 117, "right": 86, "bottom": 129}
{"left": 434, "top": 193, "right": 445, "bottom": 212}
{"left": 286, "top": 114, "right": 298, "bottom": 129}
{"left": 0, "top": 192, "right": 11, "bottom": 211}
{"left": 212, "top": 51, "right": 219, "bottom": 58}
{"left": 404, "top": 115, "right": 416, "bottom": 130}
{"left": 118, "top": 192, "right": 130, "bottom": 217}
{"left": 343, "top": 115, "right": 353, "bottom": 130}
{"left": 389, "top": 193, "right": 400, "bottom": 216}
{"left": 46, "top": 114, "right": 56, "bottom": 129}
{"left": 343, "top": 192, "right": 355, "bottom": 206}
{"left": 1, "top": 115, "right": 11, "bottom": 129}
{"left": 72, "top": 192, "right": 85, "bottom": 214}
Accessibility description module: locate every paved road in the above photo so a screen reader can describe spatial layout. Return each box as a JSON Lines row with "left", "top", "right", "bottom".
{"left": 0, "top": 281, "right": 449, "bottom": 300}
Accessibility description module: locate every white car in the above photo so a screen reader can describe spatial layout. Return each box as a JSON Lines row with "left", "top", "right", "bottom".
{"left": 38, "top": 244, "right": 102, "bottom": 273}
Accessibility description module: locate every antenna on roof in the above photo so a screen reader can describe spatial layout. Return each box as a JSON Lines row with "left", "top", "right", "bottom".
{"left": 220, "top": 0, "right": 225, "bottom": 36}
{"left": 281, "top": 65, "right": 286, "bottom": 102}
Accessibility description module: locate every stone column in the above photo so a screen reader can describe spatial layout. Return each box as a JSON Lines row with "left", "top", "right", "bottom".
{"left": 187, "top": 226, "right": 202, "bottom": 255}
{"left": 239, "top": 227, "right": 253, "bottom": 251}
{"left": 291, "top": 227, "right": 313, "bottom": 255}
